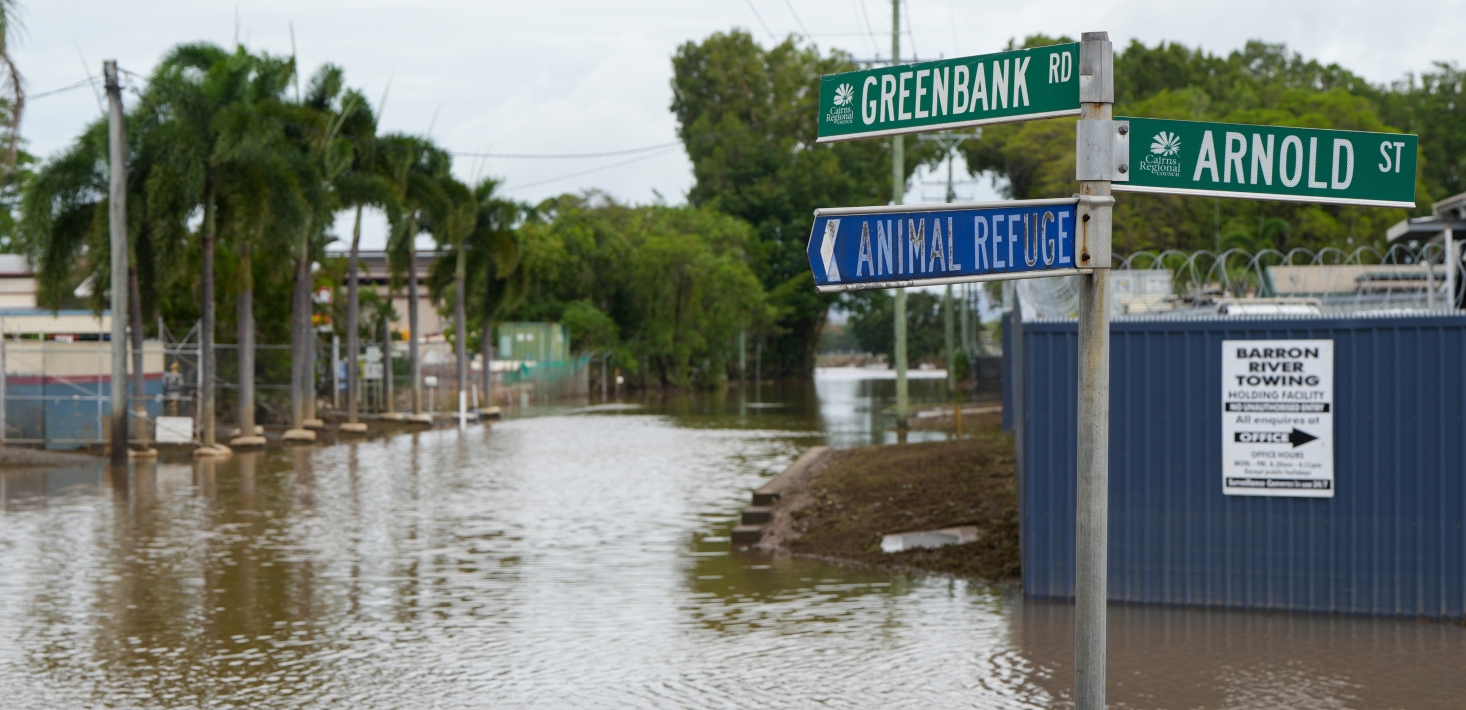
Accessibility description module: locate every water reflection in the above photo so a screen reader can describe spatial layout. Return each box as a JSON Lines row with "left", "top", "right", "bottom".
{"left": 0, "top": 372, "right": 1460, "bottom": 708}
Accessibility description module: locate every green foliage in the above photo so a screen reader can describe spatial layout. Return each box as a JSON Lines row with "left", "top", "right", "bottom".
{"left": 1380, "top": 63, "right": 1466, "bottom": 205}
{"left": 512, "top": 194, "right": 769, "bottom": 389}
{"left": 817, "top": 321, "right": 858, "bottom": 353}
{"left": 670, "top": 30, "right": 939, "bottom": 376}
{"left": 0, "top": 139, "right": 33, "bottom": 252}
{"left": 561, "top": 298, "right": 619, "bottom": 351}
{"left": 842, "top": 290, "right": 947, "bottom": 364}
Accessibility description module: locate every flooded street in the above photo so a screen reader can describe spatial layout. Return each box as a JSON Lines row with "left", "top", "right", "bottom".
{"left": 1, "top": 371, "right": 1462, "bottom": 708}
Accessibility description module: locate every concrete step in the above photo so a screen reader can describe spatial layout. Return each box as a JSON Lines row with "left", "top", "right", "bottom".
{"left": 741, "top": 506, "right": 773, "bottom": 525}
{"left": 752, "top": 446, "right": 831, "bottom": 506}
{"left": 730, "top": 525, "right": 764, "bottom": 545}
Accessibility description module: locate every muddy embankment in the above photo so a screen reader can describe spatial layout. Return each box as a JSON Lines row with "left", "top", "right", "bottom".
{"left": 754, "top": 411, "right": 1019, "bottom": 581}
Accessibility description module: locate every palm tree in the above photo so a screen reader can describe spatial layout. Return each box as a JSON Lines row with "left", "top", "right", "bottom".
{"left": 307, "top": 77, "right": 396, "bottom": 428}
{"left": 148, "top": 44, "right": 306, "bottom": 447}
{"left": 424, "top": 176, "right": 478, "bottom": 417}
{"left": 466, "top": 179, "right": 525, "bottom": 408}
{"left": 20, "top": 107, "right": 182, "bottom": 449}
{"left": 0, "top": 0, "right": 24, "bottom": 173}
{"left": 377, "top": 134, "right": 448, "bottom": 419}
{"left": 427, "top": 178, "right": 525, "bottom": 411}
{"left": 275, "top": 65, "right": 375, "bottom": 431}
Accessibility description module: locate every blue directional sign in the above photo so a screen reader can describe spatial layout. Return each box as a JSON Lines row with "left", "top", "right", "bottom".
{"left": 807, "top": 198, "right": 1089, "bottom": 292}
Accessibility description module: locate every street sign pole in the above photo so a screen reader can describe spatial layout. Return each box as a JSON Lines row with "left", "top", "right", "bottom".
{"left": 891, "top": 0, "right": 908, "bottom": 430}
{"left": 810, "top": 31, "right": 1121, "bottom": 707}
{"left": 1074, "top": 32, "right": 1113, "bottom": 710}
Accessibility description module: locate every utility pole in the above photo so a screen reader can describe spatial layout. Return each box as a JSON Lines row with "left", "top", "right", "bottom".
{"left": 1074, "top": 31, "right": 1115, "bottom": 710}
{"left": 104, "top": 61, "right": 129, "bottom": 466}
{"left": 917, "top": 130, "right": 979, "bottom": 396}
{"left": 739, "top": 330, "right": 746, "bottom": 385}
{"left": 944, "top": 145, "right": 956, "bottom": 394}
{"left": 891, "top": 0, "right": 909, "bottom": 429}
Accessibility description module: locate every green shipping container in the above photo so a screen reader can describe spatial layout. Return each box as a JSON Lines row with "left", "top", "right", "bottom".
{"left": 496, "top": 322, "right": 568, "bottom": 364}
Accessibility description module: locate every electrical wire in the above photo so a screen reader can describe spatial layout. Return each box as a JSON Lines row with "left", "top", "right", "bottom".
{"left": 854, "top": 0, "right": 881, "bottom": 57}
{"left": 28, "top": 78, "right": 97, "bottom": 101}
{"left": 454, "top": 143, "right": 679, "bottom": 160}
{"left": 500, "top": 146, "right": 681, "bottom": 193}
{"left": 948, "top": 0, "right": 960, "bottom": 57}
{"left": 903, "top": 0, "right": 918, "bottom": 60}
{"left": 114, "top": 63, "right": 820, "bottom": 196}
{"left": 501, "top": 100, "right": 819, "bottom": 191}
{"left": 124, "top": 65, "right": 813, "bottom": 163}
{"left": 743, "top": 0, "right": 777, "bottom": 41}
{"left": 782, "top": 0, "right": 812, "bottom": 39}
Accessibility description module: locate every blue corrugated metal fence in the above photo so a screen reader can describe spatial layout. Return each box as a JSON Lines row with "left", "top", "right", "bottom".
{"left": 1013, "top": 315, "right": 1466, "bottom": 618}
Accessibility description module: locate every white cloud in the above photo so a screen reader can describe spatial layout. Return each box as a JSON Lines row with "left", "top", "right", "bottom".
{"left": 13, "top": 0, "right": 1465, "bottom": 246}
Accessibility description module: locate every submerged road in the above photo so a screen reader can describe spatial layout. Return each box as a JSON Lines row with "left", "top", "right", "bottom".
{"left": 0, "top": 373, "right": 1461, "bottom": 708}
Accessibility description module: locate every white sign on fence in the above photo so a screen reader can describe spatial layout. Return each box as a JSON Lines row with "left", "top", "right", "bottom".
{"left": 155, "top": 416, "right": 194, "bottom": 444}
{"left": 1221, "top": 339, "right": 1334, "bottom": 497}
{"left": 363, "top": 362, "right": 384, "bottom": 380}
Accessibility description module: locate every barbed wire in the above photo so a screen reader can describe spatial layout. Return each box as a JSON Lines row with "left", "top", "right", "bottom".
{"left": 1019, "top": 245, "right": 1462, "bottom": 320}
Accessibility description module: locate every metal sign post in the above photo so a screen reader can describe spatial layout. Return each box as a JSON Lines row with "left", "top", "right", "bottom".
{"left": 1073, "top": 32, "right": 1114, "bottom": 710}
{"left": 808, "top": 31, "right": 1117, "bottom": 709}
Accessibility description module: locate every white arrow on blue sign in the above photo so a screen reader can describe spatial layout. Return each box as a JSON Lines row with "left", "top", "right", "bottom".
{"left": 807, "top": 198, "right": 1092, "bottom": 292}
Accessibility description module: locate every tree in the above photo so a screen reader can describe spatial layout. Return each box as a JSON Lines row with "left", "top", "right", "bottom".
{"left": 962, "top": 37, "right": 1410, "bottom": 256}
{"left": 843, "top": 290, "right": 946, "bottom": 364}
{"left": 670, "top": 31, "right": 937, "bottom": 377}
{"left": 0, "top": 0, "right": 23, "bottom": 173}
{"left": 294, "top": 65, "right": 395, "bottom": 427}
{"left": 20, "top": 101, "right": 184, "bottom": 440}
{"left": 512, "top": 195, "right": 769, "bottom": 389}
{"left": 425, "top": 177, "right": 526, "bottom": 408}
{"left": 1380, "top": 62, "right": 1466, "bottom": 207}
{"left": 451, "top": 179, "right": 523, "bottom": 404}
{"left": 147, "top": 44, "right": 310, "bottom": 443}
{"left": 423, "top": 174, "right": 477, "bottom": 412}
{"left": 377, "top": 133, "right": 449, "bottom": 416}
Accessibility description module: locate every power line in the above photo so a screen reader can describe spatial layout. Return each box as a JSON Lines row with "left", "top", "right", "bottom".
{"left": 455, "top": 143, "right": 679, "bottom": 160}
{"left": 28, "top": 78, "right": 97, "bottom": 101}
{"left": 782, "top": 0, "right": 812, "bottom": 39}
{"left": 743, "top": 0, "right": 777, "bottom": 41}
{"left": 500, "top": 146, "right": 681, "bottom": 193}
{"left": 948, "top": 0, "right": 960, "bottom": 57}
{"left": 902, "top": 0, "right": 919, "bottom": 60}
{"left": 113, "top": 63, "right": 821, "bottom": 196}
{"left": 855, "top": 0, "right": 880, "bottom": 56}
{"left": 122, "top": 64, "right": 815, "bottom": 164}
{"left": 502, "top": 100, "right": 820, "bottom": 191}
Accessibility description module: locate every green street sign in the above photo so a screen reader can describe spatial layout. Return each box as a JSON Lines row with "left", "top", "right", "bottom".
{"left": 816, "top": 43, "right": 1080, "bottom": 144}
{"left": 1115, "top": 116, "right": 1417, "bottom": 208}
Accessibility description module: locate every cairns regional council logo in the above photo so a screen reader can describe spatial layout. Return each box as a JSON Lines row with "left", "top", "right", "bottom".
{"left": 825, "top": 82, "right": 855, "bottom": 125}
{"left": 1139, "top": 130, "right": 1182, "bottom": 178}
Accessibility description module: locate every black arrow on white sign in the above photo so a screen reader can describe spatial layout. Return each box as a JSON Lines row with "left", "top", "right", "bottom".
{"left": 1235, "top": 428, "right": 1320, "bottom": 447}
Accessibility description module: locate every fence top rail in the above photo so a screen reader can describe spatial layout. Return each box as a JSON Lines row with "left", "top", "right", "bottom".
{"left": 1019, "top": 246, "right": 1465, "bottom": 321}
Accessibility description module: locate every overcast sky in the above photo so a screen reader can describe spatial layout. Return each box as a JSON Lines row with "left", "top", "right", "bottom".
{"left": 13, "top": 0, "right": 1465, "bottom": 249}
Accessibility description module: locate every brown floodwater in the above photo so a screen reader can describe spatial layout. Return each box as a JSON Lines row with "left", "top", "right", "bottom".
{"left": 1, "top": 371, "right": 1461, "bottom": 708}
